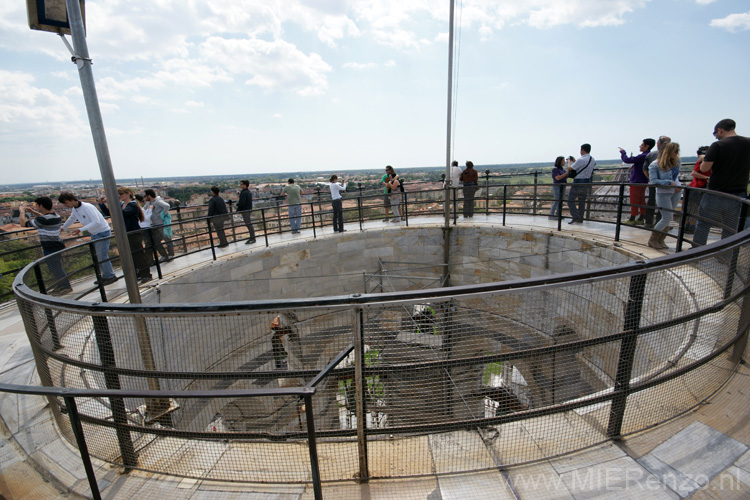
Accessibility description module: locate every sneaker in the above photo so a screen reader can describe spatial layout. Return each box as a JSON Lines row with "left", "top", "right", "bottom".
{"left": 383, "top": 218, "right": 390, "bottom": 223}
{"left": 245, "top": 239, "right": 256, "bottom": 245}
{"left": 390, "top": 218, "right": 401, "bottom": 223}
{"left": 217, "top": 243, "right": 229, "bottom": 248}
{"left": 634, "top": 219, "right": 645, "bottom": 225}
{"left": 138, "top": 276, "right": 153, "bottom": 284}
{"left": 623, "top": 219, "right": 636, "bottom": 226}
{"left": 94, "top": 276, "right": 118, "bottom": 286}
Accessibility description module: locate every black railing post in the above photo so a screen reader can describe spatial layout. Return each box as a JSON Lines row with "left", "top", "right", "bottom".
{"left": 353, "top": 307, "right": 369, "bottom": 482}
{"left": 557, "top": 184, "right": 567, "bottom": 230}
{"left": 724, "top": 202, "right": 749, "bottom": 300}
{"left": 502, "top": 185, "right": 508, "bottom": 226}
{"left": 310, "top": 202, "right": 317, "bottom": 239}
{"left": 207, "top": 218, "right": 217, "bottom": 261}
{"left": 614, "top": 183, "right": 626, "bottom": 242}
{"left": 147, "top": 229, "right": 162, "bottom": 279}
{"left": 33, "top": 264, "right": 62, "bottom": 350}
{"left": 358, "top": 183, "right": 363, "bottom": 231}
{"left": 676, "top": 188, "right": 691, "bottom": 253}
{"left": 304, "top": 394, "right": 323, "bottom": 500}
{"left": 64, "top": 396, "right": 103, "bottom": 500}
{"left": 403, "top": 191, "right": 409, "bottom": 226}
{"left": 261, "top": 209, "right": 269, "bottom": 246}
{"left": 607, "top": 272, "right": 648, "bottom": 439}
{"left": 87, "top": 240, "right": 108, "bottom": 302}
{"left": 315, "top": 186, "right": 322, "bottom": 224}
{"left": 452, "top": 187, "right": 457, "bottom": 225}
{"left": 485, "top": 170, "right": 491, "bottom": 215}
{"left": 532, "top": 172, "right": 538, "bottom": 216}
{"left": 91, "top": 315, "right": 138, "bottom": 468}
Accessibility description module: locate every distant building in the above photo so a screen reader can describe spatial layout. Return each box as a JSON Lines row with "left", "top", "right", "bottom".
{"left": 32, "top": 185, "right": 55, "bottom": 195}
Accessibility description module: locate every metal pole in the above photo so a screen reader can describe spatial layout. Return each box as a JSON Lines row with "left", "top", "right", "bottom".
{"left": 443, "top": 0, "right": 456, "bottom": 230}
{"left": 304, "top": 394, "right": 323, "bottom": 500}
{"left": 64, "top": 0, "right": 166, "bottom": 416}
{"left": 63, "top": 0, "right": 140, "bottom": 304}
{"left": 64, "top": 396, "right": 103, "bottom": 500}
{"left": 353, "top": 308, "right": 369, "bottom": 482}
{"left": 441, "top": 0, "right": 456, "bottom": 289}
{"left": 607, "top": 272, "right": 647, "bottom": 439}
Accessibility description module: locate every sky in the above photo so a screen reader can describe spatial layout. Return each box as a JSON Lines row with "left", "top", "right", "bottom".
{"left": 1, "top": 0, "right": 749, "bottom": 184}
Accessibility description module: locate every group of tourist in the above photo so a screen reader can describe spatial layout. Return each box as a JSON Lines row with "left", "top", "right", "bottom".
{"left": 18, "top": 118, "right": 750, "bottom": 294}
{"left": 207, "top": 178, "right": 303, "bottom": 245}
{"left": 548, "top": 118, "right": 750, "bottom": 250}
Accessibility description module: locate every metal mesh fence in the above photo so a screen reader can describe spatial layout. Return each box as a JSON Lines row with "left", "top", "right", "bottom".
{"left": 9, "top": 188, "right": 750, "bottom": 485}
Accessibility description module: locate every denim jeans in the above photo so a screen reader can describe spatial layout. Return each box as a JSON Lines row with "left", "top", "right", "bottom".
{"left": 42, "top": 243, "right": 70, "bottom": 289}
{"left": 90, "top": 230, "right": 116, "bottom": 279}
{"left": 567, "top": 178, "right": 590, "bottom": 221}
{"left": 288, "top": 204, "right": 302, "bottom": 231}
{"left": 549, "top": 184, "right": 564, "bottom": 216}
{"left": 693, "top": 191, "right": 744, "bottom": 245}
{"left": 332, "top": 199, "right": 344, "bottom": 231}
{"left": 654, "top": 189, "right": 682, "bottom": 233}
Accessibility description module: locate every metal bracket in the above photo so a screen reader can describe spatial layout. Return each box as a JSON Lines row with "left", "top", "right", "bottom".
{"left": 58, "top": 33, "right": 91, "bottom": 68}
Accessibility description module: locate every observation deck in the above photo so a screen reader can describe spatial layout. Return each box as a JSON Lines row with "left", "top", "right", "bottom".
{"left": 2, "top": 182, "right": 750, "bottom": 499}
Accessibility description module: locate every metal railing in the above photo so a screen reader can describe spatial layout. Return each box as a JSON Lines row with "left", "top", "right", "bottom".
{"left": 4, "top": 176, "right": 750, "bottom": 497}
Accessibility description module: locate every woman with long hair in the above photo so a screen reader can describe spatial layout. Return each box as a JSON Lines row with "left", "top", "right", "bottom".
{"left": 329, "top": 175, "right": 347, "bottom": 232}
{"left": 647, "top": 142, "right": 682, "bottom": 250}
{"left": 549, "top": 156, "right": 568, "bottom": 219}
{"left": 118, "top": 187, "right": 153, "bottom": 283}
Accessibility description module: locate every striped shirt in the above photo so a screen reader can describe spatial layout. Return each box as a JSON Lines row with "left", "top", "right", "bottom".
{"left": 26, "top": 213, "right": 64, "bottom": 245}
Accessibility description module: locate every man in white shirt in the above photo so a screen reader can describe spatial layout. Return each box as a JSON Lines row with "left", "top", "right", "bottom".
{"left": 58, "top": 192, "right": 117, "bottom": 285}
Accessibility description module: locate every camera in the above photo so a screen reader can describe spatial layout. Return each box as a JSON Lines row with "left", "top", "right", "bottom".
{"left": 568, "top": 156, "right": 575, "bottom": 162}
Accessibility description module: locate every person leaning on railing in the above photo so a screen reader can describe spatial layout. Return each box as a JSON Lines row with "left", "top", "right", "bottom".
{"left": 18, "top": 197, "right": 72, "bottom": 294}
{"left": 684, "top": 146, "right": 710, "bottom": 234}
{"left": 620, "top": 138, "right": 655, "bottom": 225}
{"left": 208, "top": 186, "right": 230, "bottom": 247}
{"left": 58, "top": 191, "right": 118, "bottom": 286}
{"left": 693, "top": 119, "right": 750, "bottom": 245}
{"left": 118, "top": 187, "right": 153, "bottom": 284}
{"left": 648, "top": 142, "right": 682, "bottom": 250}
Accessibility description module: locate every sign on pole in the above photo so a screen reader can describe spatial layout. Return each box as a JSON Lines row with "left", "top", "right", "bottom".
{"left": 27, "top": 0, "right": 85, "bottom": 35}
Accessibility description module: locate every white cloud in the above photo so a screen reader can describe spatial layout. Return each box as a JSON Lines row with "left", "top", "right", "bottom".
{"left": 185, "top": 100, "right": 204, "bottom": 107}
{"left": 273, "top": 113, "right": 282, "bottom": 119}
{"left": 0, "top": 70, "right": 85, "bottom": 140}
{"left": 695, "top": 0, "right": 717, "bottom": 5}
{"left": 710, "top": 11, "right": 750, "bottom": 32}
{"left": 201, "top": 37, "right": 332, "bottom": 95}
{"left": 343, "top": 62, "right": 378, "bottom": 70}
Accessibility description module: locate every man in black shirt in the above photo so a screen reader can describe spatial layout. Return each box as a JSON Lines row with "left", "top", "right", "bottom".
{"left": 208, "top": 186, "right": 230, "bottom": 247}
{"left": 693, "top": 119, "right": 750, "bottom": 245}
{"left": 237, "top": 180, "right": 256, "bottom": 244}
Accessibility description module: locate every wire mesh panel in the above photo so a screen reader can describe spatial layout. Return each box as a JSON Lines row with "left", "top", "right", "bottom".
{"left": 9, "top": 193, "right": 750, "bottom": 484}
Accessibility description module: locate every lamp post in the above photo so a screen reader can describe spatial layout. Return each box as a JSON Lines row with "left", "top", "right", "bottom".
{"left": 28, "top": 0, "right": 168, "bottom": 422}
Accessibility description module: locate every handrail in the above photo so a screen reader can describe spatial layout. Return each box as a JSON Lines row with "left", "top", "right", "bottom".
{"left": 5, "top": 176, "right": 750, "bottom": 493}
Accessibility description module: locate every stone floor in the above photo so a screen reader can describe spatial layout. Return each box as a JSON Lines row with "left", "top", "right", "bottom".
{"left": 1, "top": 215, "right": 748, "bottom": 499}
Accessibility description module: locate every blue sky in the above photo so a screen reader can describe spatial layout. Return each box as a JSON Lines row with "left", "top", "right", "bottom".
{"left": 1, "top": 0, "right": 749, "bottom": 184}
